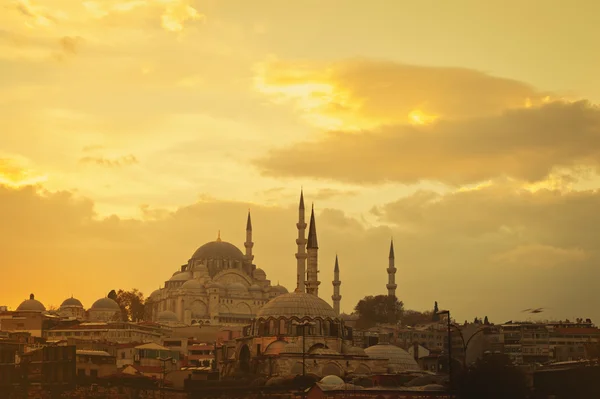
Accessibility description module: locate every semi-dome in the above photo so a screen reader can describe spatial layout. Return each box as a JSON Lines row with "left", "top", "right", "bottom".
{"left": 60, "top": 297, "right": 83, "bottom": 308}
{"left": 17, "top": 294, "right": 46, "bottom": 312}
{"left": 157, "top": 310, "right": 179, "bottom": 323}
{"left": 320, "top": 375, "right": 344, "bottom": 386}
{"left": 365, "top": 343, "right": 419, "bottom": 372}
{"left": 207, "top": 281, "right": 225, "bottom": 290}
{"left": 181, "top": 279, "right": 204, "bottom": 291}
{"left": 91, "top": 297, "right": 120, "bottom": 310}
{"left": 169, "top": 272, "right": 192, "bottom": 282}
{"left": 150, "top": 289, "right": 161, "bottom": 299}
{"left": 257, "top": 292, "right": 337, "bottom": 319}
{"left": 248, "top": 284, "right": 262, "bottom": 292}
{"left": 191, "top": 240, "right": 244, "bottom": 262}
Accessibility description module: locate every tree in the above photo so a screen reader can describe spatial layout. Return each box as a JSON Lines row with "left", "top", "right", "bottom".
{"left": 459, "top": 353, "right": 529, "bottom": 399}
{"left": 114, "top": 289, "right": 146, "bottom": 322}
{"left": 107, "top": 290, "right": 118, "bottom": 301}
{"left": 354, "top": 295, "right": 404, "bottom": 329}
{"left": 402, "top": 310, "right": 434, "bottom": 327}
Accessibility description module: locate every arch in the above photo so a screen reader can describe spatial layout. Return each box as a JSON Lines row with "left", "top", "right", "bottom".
{"left": 234, "top": 301, "right": 252, "bottom": 317}
{"left": 190, "top": 300, "right": 208, "bottom": 319}
{"left": 321, "top": 362, "right": 343, "bottom": 377}
{"left": 238, "top": 344, "right": 251, "bottom": 373}
{"left": 308, "top": 343, "right": 327, "bottom": 354}
{"left": 218, "top": 303, "right": 231, "bottom": 316}
{"left": 213, "top": 269, "right": 253, "bottom": 286}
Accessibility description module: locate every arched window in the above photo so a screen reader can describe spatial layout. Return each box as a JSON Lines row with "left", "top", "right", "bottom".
{"left": 269, "top": 319, "right": 276, "bottom": 335}
{"left": 315, "top": 319, "right": 322, "bottom": 335}
{"left": 279, "top": 319, "right": 287, "bottom": 335}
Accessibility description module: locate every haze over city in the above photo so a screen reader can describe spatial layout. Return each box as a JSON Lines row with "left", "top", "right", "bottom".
{"left": 2, "top": 0, "right": 600, "bottom": 323}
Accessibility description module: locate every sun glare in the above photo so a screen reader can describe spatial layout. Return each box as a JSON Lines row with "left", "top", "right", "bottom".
{"left": 408, "top": 109, "right": 438, "bottom": 126}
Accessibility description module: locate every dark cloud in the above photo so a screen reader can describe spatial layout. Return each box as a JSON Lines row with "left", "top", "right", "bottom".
{"left": 256, "top": 101, "right": 600, "bottom": 185}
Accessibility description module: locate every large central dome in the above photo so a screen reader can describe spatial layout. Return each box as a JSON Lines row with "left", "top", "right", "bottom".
{"left": 191, "top": 240, "right": 245, "bottom": 262}
{"left": 257, "top": 292, "right": 337, "bottom": 319}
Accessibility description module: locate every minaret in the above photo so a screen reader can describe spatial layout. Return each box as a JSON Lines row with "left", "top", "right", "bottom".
{"left": 387, "top": 239, "right": 397, "bottom": 297}
{"left": 306, "top": 203, "right": 320, "bottom": 296}
{"left": 332, "top": 255, "right": 341, "bottom": 315}
{"left": 295, "top": 190, "right": 308, "bottom": 292}
{"left": 244, "top": 210, "right": 254, "bottom": 270}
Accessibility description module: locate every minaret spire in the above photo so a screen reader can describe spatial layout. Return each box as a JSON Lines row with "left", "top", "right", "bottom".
{"left": 306, "top": 203, "right": 320, "bottom": 296}
{"left": 386, "top": 238, "right": 397, "bottom": 297}
{"left": 295, "top": 190, "right": 307, "bottom": 292}
{"left": 332, "top": 255, "right": 341, "bottom": 315}
{"left": 217, "top": 230, "right": 222, "bottom": 242}
{"left": 244, "top": 210, "right": 254, "bottom": 269}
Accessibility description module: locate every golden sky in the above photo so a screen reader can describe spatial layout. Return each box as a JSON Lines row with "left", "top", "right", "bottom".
{"left": 2, "top": 0, "right": 600, "bottom": 322}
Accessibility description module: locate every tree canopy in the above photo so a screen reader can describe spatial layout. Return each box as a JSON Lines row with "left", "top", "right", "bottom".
{"left": 111, "top": 289, "right": 146, "bottom": 322}
{"left": 402, "top": 309, "right": 435, "bottom": 326}
{"left": 459, "top": 353, "right": 529, "bottom": 399}
{"left": 354, "top": 295, "right": 404, "bottom": 329}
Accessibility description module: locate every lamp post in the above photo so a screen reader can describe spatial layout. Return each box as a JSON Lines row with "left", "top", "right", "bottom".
{"left": 293, "top": 320, "right": 315, "bottom": 392}
{"left": 157, "top": 356, "right": 172, "bottom": 399}
{"left": 435, "top": 310, "right": 453, "bottom": 389}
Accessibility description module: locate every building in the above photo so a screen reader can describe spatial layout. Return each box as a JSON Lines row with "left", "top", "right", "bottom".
{"left": 46, "top": 321, "right": 166, "bottom": 343}
{"left": 145, "top": 212, "right": 289, "bottom": 326}
{"left": 75, "top": 350, "right": 117, "bottom": 380}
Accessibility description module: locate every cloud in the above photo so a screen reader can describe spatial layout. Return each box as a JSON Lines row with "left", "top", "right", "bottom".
{"left": 160, "top": 0, "right": 206, "bottom": 32}
{"left": 11, "top": 0, "right": 58, "bottom": 27}
{"left": 0, "top": 156, "right": 47, "bottom": 187}
{"left": 491, "top": 244, "right": 589, "bottom": 267}
{"left": 79, "top": 154, "right": 139, "bottom": 167}
{"left": 3, "top": 180, "right": 600, "bottom": 323}
{"left": 254, "top": 58, "right": 552, "bottom": 130}
{"left": 256, "top": 100, "right": 600, "bottom": 186}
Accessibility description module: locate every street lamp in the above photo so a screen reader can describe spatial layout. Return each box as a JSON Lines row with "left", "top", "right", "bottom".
{"left": 293, "top": 319, "right": 316, "bottom": 399}
{"left": 157, "top": 356, "right": 173, "bottom": 399}
{"left": 435, "top": 309, "right": 453, "bottom": 389}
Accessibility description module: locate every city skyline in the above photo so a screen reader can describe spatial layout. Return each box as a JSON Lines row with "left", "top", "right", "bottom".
{"left": 2, "top": 0, "right": 600, "bottom": 322}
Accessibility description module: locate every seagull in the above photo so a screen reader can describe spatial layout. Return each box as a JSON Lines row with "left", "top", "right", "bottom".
{"left": 521, "top": 307, "right": 546, "bottom": 314}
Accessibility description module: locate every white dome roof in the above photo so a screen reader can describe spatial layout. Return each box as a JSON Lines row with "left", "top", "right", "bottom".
{"left": 181, "top": 279, "right": 204, "bottom": 291}
{"left": 320, "top": 375, "right": 344, "bottom": 386}
{"left": 17, "top": 294, "right": 46, "bottom": 312}
{"left": 91, "top": 297, "right": 120, "bottom": 310}
{"left": 157, "top": 310, "right": 179, "bottom": 322}
{"left": 269, "top": 285, "right": 289, "bottom": 294}
{"left": 257, "top": 292, "right": 337, "bottom": 319}
{"left": 365, "top": 344, "right": 419, "bottom": 372}
{"left": 253, "top": 268, "right": 266, "bottom": 280}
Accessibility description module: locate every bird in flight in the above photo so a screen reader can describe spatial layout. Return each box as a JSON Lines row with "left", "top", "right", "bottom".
{"left": 522, "top": 308, "right": 546, "bottom": 314}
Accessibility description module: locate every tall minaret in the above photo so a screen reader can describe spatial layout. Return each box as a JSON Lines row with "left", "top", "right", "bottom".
{"left": 244, "top": 210, "right": 254, "bottom": 270}
{"left": 306, "top": 204, "right": 320, "bottom": 296}
{"left": 295, "top": 190, "right": 307, "bottom": 292}
{"left": 387, "top": 239, "right": 397, "bottom": 297}
{"left": 332, "top": 255, "right": 341, "bottom": 315}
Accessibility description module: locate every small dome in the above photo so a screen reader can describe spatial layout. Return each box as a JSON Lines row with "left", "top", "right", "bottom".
{"left": 60, "top": 297, "right": 83, "bottom": 308}
{"left": 191, "top": 240, "right": 244, "bottom": 262}
{"left": 365, "top": 344, "right": 419, "bottom": 372}
{"left": 150, "top": 289, "right": 161, "bottom": 299}
{"left": 249, "top": 284, "right": 262, "bottom": 292}
{"left": 227, "top": 282, "right": 248, "bottom": 293}
{"left": 253, "top": 268, "right": 267, "bottom": 280}
{"left": 320, "top": 375, "right": 344, "bottom": 386}
{"left": 17, "top": 294, "right": 46, "bottom": 312}
{"left": 91, "top": 297, "right": 120, "bottom": 310}
{"left": 157, "top": 310, "right": 179, "bottom": 323}
{"left": 181, "top": 279, "right": 204, "bottom": 291}
{"left": 311, "top": 347, "right": 339, "bottom": 355}
{"left": 257, "top": 292, "right": 337, "bottom": 319}
{"left": 270, "top": 284, "right": 288, "bottom": 294}
{"left": 169, "top": 272, "right": 192, "bottom": 282}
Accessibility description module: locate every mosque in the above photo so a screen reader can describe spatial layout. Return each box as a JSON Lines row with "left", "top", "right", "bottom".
{"left": 144, "top": 211, "right": 288, "bottom": 326}
{"left": 220, "top": 191, "right": 419, "bottom": 378}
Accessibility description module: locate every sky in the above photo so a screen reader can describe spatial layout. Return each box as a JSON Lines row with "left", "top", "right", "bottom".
{"left": 1, "top": 0, "right": 600, "bottom": 324}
